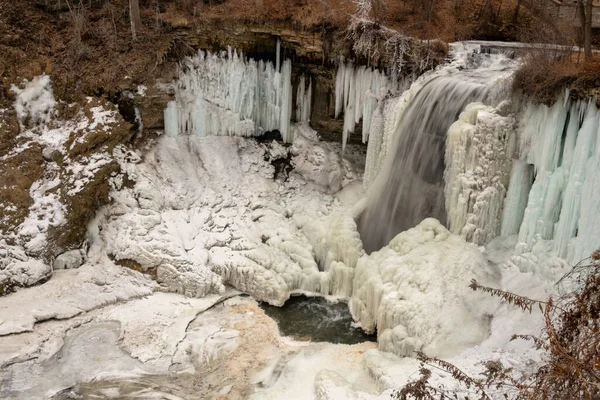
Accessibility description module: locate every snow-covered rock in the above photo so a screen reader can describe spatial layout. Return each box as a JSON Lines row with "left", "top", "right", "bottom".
{"left": 98, "top": 126, "right": 364, "bottom": 305}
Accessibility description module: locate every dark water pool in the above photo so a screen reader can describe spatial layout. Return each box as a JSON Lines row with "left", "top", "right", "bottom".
{"left": 260, "top": 296, "right": 377, "bottom": 344}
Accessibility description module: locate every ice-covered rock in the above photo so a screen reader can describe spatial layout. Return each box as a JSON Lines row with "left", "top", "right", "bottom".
{"left": 53, "top": 249, "right": 85, "bottom": 270}
{"left": 98, "top": 128, "right": 364, "bottom": 304}
{"left": 157, "top": 263, "right": 225, "bottom": 298}
{"left": 350, "top": 218, "right": 499, "bottom": 358}
{"left": 0, "top": 260, "right": 156, "bottom": 336}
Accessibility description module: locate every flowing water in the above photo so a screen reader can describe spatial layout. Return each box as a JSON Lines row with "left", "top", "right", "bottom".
{"left": 260, "top": 296, "right": 377, "bottom": 344}
{"left": 359, "top": 49, "right": 516, "bottom": 253}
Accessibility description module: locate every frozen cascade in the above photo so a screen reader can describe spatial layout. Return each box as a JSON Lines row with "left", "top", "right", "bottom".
{"left": 164, "top": 47, "right": 294, "bottom": 142}
{"left": 514, "top": 98, "right": 600, "bottom": 261}
{"left": 334, "top": 58, "right": 392, "bottom": 150}
{"left": 359, "top": 48, "right": 515, "bottom": 252}
{"left": 296, "top": 75, "right": 312, "bottom": 123}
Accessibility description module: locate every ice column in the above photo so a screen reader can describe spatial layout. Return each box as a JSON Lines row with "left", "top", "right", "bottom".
{"left": 296, "top": 75, "right": 312, "bottom": 123}
{"left": 279, "top": 59, "right": 293, "bottom": 142}
{"left": 500, "top": 161, "right": 534, "bottom": 236}
{"left": 444, "top": 103, "right": 515, "bottom": 245}
{"left": 164, "top": 101, "right": 178, "bottom": 138}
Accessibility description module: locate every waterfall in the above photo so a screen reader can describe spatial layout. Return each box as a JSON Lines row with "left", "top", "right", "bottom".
{"left": 358, "top": 47, "right": 515, "bottom": 252}
{"left": 357, "top": 43, "right": 599, "bottom": 263}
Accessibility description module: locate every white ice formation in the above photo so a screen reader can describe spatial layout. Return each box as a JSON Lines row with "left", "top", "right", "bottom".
{"left": 349, "top": 218, "right": 499, "bottom": 357}
{"left": 334, "top": 58, "right": 392, "bottom": 151}
{"left": 4, "top": 43, "right": 600, "bottom": 400}
{"left": 98, "top": 124, "right": 364, "bottom": 306}
{"left": 296, "top": 75, "right": 312, "bottom": 123}
{"left": 164, "top": 47, "right": 294, "bottom": 142}
{"left": 444, "top": 102, "right": 516, "bottom": 245}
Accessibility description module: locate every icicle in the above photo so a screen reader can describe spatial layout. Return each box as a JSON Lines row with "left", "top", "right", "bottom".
{"left": 276, "top": 38, "right": 281, "bottom": 72}
{"left": 305, "top": 79, "right": 312, "bottom": 122}
{"left": 165, "top": 43, "right": 295, "bottom": 142}
{"left": 500, "top": 161, "right": 534, "bottom": 236}
{"left": 279, "top": 59, "right": 293, "bottom": 142}
{"left": 334, "top": 56, "right": 344, "bottom": 119}
{"left": 333, "top": 59, "right": 392, "bottom": 149}
{"left": 296, "top": 75, "right": 312, "bottom": 123}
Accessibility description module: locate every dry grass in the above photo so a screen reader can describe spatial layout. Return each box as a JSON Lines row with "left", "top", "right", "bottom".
{"left": 513, "top": 50, "right": 600, "bottom": 104}
{"left": 0, "top": 0, "right": 182, "bottom": 101}
{"left": 163, "top": 0, "right": 357, "bottom": 29}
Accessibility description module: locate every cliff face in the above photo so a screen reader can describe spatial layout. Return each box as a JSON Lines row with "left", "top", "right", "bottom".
{"left": 136, "top": 20, "right": 349, "bottom": 140}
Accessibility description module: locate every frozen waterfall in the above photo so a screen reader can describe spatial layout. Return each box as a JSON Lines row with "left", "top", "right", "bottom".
{"left": 164, "top": 46, "right": 294, "bottom": 142}
{"left": 360, "top": 43, "right": 599, "bottom": 263}
{"left": 509, "top": 97, "right": 600, "bottom": 262}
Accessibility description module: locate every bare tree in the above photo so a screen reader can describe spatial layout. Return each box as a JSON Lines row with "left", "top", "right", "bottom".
{"left": 129, "top": 0, "right": 142, "bottom": 41}
{"left": 512, "top": 0, "right": 523, "bottom": 25}
{"left": 578, "top": 0, "right": 593, "bottom": 61}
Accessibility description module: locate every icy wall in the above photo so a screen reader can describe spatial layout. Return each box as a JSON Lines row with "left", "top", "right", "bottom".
{"left": 443, "top": 94, "right": 600, "bottom": 263}
{"left": 164, "top": 47, "right": 294, "bottom": 142}
{"left": 508, "top": 98, "right": 600, "bottom": 263}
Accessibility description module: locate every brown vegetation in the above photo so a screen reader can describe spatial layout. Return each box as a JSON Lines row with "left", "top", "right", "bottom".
{"left": 394, "top": 251, "right": 600, "bottom": 400}
{"left": 0, "top": 143, "right": 45, "bottom": 240}
{"left": 513, "top": 50, "right": 600, "bottom": 104}
{"left": 2, "top": 0, "right": 593, "bottom": 103}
